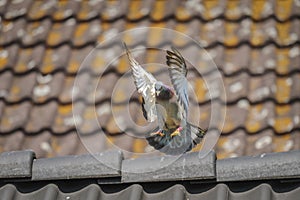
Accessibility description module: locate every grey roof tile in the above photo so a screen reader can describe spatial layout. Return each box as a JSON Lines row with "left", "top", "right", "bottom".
{"left": 217, "top": 130, "right": 246, "bottom": 159}
{"left": 292, "top": 103, "right": 300, "bottom": 130}
{"left": 22, "top": 19, "right": 52, "bottom": 46}
{"left": 105, "top": 103, "right": 140, "bottom": 135}
{"left": 245, "top": 102, "right": 275, "bottom": 134}
{"left": 146, "top": 21, "right": 175, "bottom": 47}
{"left": 216, "top": 150, "right": 300, "bottom": 182}
{"left": 40, "top": 45, "right": 71, "bottom": 74}
{"left": 21, "top": 131, "right": 51, "bottom": 158}
{"left": 27, "top": 0, "right": 57, "bottom": 20}
{"left": 224, "top": 73, "right": 248, "bottom": 102}
{"left": 95, "top": 102, "right": 112, "bottom": 131}
{"left": 126, "top": 0, "right": 153, "bottom": 21}
{"left": 89, "top": 72, "right": 119, "bottom": 104}
{"left": 0, "top": 102, "right": 31, "bottom": 132}
{"left": 72, "top": 19, "right": 101, "bottom": 47}
{"left": 77, "top": 0, "right": 104, "bottom": 21}
{"left": 1, "top": 182, "right": 300, "bottom": 200}
{"left": 122, "top": 151, "right": 216, "bottom": 183}
{"left": 291, "top": 68, "right": 300, "bottom": 99}
{"left": 222, "top": 105, "right": 247, "bottom": 133}
{"left": 66, "top": 45, "right": 93, "bottom": 74}
{"left": 14, "top": 45, "right": 45, "bottom": 73}
{"left": 188, "top": 103, "right": 210, "bottom": 130}
{"left": 273, "top": 131, "right": 298, "bottom": 153}
{"left": 101, "top": 0, "right": 129, "bottom": 21}
{"left": 122, "top": 20, "right": 151, "bottom": 47}
{"left": 289, "top": 44, "right": 300, "bottom": 72}
{"left": 76, "top": 131, "right": 108, "bottom": 155}
{"left": 110, "top": 75, "right": 137, "bottom": 104}
{"left": 246, "top": 130, "right": 274, "bottom": 156}
{"left": 0, "top": 150, "right": 35, "bottom": 178}
{"left": 0, "top": 0, "right": 8, "bottom": 15}
{"left": 52, "top": 1, "right": 80, "bottom": 21}
{"left": 33, "top": 72, "right": 65, "bottom": 103}
{"left": 0, "top": 45, "right": 19, "bottom": 70}
{"left": 6, "top": 72, "right": 36, "bottom": 102}
{"left": 109, "top": 132, "right": 137, "bottom": 158}
{"left": 172, "top": 20, "right": 201, "bottom": 47}
{"left": 78, "top": 105, "right": 102, "bottom": 135}
{"left": 275, "top": 19, "right": 299, "bottom": 46}
{"left": 52, "top": 102, "right": 85, "bottom": 133}
{"left": 273, "top": 103, "right": 294, "bottom": 134}
{"left": 46, "top": 19, "right": 76, "bottom": 46}
{"left": 4, "top": 0, "right": 32, "bottom": 19}
{"left": 248, "top": 73, "right": 276, "bottom": 102}
{"left": 0, "top": 18, "right": 26, "bottom": 45}
{"left": 200, "top": 19, "right": 224, "bottom": 47}
{"left": 223, "top": 45, "right": 250, "bottom": 74}
{"left": 0, "top": 71, "right": 13, "bottom": 99}
{"left": 0, "top": 101, "right": 4, "bottom": 118}
{"left": 25, "top": 102, "right": 57, "bottom": 133}
{"left": 0, "top": 131, "right": 24, "bottom": 152}
{"left": 252, "top": 18, "right": 277, "bottom": 45}
{"left": 98, "top": 18, "right": 126, "bottom": 44}
{"left": 292, "top": 131, "right": 300, "bottom": 150}
{"left": 59, "top": 73, "right": 91, "bottom": 103}
{"left": 22, "top": 131, "right": 82, "bottom": 158}
{"left": 48, "top": 132, "right": 81, "bottom": 157}
{"left": 32, "top": 150, "right": 123, "bottom": 180}
{"left": 208, "top": 46, "right": 224, "bottom": 68}
{"left": 150, "top": 0, "right": 179, "bottom": 21}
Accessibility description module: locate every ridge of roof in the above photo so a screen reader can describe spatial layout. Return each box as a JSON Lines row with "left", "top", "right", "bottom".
{"left": 1, "top": 150, "right": 300, "bottom": 183}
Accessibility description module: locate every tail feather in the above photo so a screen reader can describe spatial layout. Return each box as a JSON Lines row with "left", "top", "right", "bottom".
{"left": 146, "top": 123, "right": 207, "bottom": 155}
{"left": 187, "top": 122, "right": 206, "bottom": 146}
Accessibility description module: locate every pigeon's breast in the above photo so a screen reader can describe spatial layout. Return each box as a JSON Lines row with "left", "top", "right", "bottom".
{"left": 156, "top": 99, "right": 181, "bottom": 129}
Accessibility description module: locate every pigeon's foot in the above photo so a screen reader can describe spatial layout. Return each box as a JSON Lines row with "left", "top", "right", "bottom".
{"left": 170, "top": 126, "right": 183, "bottom": 138}
{"left": 150, "top": 130, "right": 165, "bottom": 137}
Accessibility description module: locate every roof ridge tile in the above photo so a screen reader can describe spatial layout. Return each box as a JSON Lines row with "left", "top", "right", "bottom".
{"left": 0, "top": 150, "right": 35, "bottom": 178}
{"left": 31, "top": 150, "right": 123, "bottom": 181}
{"left": 216, "top": 150, "right": 300, "bottom": 182}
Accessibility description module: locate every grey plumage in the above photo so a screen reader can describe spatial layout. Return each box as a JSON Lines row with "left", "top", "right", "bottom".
{"left": 124, "top": 43, "right": 206, "bottom": 155}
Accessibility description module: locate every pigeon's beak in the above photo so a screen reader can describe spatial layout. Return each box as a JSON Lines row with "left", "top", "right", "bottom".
{"left": 155, "top": 90, "right": 161, "bottom": 97}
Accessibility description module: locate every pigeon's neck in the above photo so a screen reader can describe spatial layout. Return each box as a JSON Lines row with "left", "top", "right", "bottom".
{"left": 156, "top": 90, "right": 174, "bottom": 100}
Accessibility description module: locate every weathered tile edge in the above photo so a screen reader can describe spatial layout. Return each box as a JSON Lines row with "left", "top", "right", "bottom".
{"left": 216, "top": 150, "right": 300, "bottom": 182}
{"left": 32, "top": 150, "right": 123, "bottom": 181}
{"left": 121, "top": 151, "right": 216, "bottom": 183}
{"left": 0, "top": 150, "right": 35, "bottom": 178}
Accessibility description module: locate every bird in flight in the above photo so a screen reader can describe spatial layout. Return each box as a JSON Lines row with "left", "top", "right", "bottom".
{"left": 124, "top": 43, "right": 206, "bottom": 155}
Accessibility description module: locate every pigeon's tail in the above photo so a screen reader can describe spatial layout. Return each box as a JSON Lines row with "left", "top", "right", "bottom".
{"left": 146, "top": 123, "right": 207, "bottom": 155}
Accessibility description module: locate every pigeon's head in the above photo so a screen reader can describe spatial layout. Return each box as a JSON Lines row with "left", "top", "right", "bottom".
{"left": 155, "top": 82, "right": 174, "bottom": 100}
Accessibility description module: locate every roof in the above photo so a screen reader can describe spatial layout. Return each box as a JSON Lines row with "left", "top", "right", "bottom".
{"left": 0, "top": 0, "right": 300, "bottom": 159}
{"left": 0, "top": 150, "right": 300, "bottom": 199}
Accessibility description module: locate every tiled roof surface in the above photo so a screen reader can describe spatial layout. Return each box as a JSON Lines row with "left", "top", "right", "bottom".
{"left": 0, "top": 0, "right": 299, "bottom": 159}
{"left": 0, "top": 150, "right": 300, "bottom": 199}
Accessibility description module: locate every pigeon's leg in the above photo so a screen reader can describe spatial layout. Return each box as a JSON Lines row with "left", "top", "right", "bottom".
{"left": 150, "top": 130, "right": 165, "bottom": 137}
{"left": 170, "top": 126, "right": 183, "bottom": 138}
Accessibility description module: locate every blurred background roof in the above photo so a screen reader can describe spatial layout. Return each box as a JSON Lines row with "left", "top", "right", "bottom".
{"left": 0, "top": 0, "right": 299, "bottom": 159}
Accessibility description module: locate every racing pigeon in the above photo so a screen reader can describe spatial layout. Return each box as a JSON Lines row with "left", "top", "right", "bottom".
{"left": 124, "top": 43, "right": 206, "bottom": 155}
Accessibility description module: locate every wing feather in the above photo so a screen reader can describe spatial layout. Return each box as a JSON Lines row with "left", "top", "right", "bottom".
{"left": 166, "top": 47, "right": 189, "bottom": 124}
{"left": 124, "top": 43, "right": 158, "bottom": 122}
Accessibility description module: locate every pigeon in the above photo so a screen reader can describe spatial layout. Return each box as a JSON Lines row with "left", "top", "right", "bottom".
{"left": 124, "top": 43, "right": 206, "bottom": 155}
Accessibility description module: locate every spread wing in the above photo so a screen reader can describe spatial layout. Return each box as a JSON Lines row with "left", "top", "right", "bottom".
{"left": 124, "top": 43, "right": 158, "bottom": 122}
{"left": 166, "top": 47, "right": 189, "bottom": 125}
